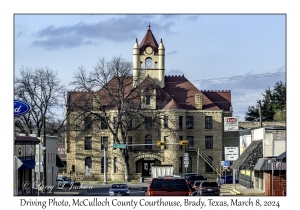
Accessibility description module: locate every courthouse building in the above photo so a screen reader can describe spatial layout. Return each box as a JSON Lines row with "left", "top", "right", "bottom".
{"left": 66, "top": 25, "right": 236, "bottom": 181}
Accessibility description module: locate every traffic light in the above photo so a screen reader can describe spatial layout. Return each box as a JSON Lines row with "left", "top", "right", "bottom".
{"left": 157, "top": 141, "right": 166, "bottom": 146}
{"left": 179, "top": 140, "right": 189, "bottom": 146}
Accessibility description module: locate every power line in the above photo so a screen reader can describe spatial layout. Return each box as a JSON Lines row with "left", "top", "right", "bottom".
{"left": 189, "top": 71, "right": 285, "bottom": 83}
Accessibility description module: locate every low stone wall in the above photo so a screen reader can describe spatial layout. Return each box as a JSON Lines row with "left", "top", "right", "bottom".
{"left": 239, "top": 121, "right": 286, "bottom": 129}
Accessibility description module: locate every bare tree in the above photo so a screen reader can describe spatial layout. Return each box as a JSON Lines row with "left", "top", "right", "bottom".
{"left": 14, "top": 66, "right": 67, "bottom": 138}
{"left": 68, "top": 56, "right": 176, "bottom": 181}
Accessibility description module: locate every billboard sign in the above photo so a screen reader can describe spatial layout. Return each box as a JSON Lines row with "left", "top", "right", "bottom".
{"left": 224, "top": 117, "right": 239, "bottom": 131}
{"left": 14, "top": 100, "right": 31, "bottom": 117}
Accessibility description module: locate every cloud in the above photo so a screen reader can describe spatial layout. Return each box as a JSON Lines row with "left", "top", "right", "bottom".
{"left": 30, "top": 15, "right": 177, "bottom": 50}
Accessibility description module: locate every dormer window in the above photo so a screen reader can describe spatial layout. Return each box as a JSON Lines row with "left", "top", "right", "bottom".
{"left": 145, "top": 95, "right": 150, "bottom": 105}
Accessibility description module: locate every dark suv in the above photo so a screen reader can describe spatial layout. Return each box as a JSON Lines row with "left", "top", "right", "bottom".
{"left": 142, "top": 177, "right": 192, "bottom": 196}
{"left": 197, "top": 181, "right": 220, "bottom": 196}
{"left": 187, "top": 174, "right": 205, "bottom": 188}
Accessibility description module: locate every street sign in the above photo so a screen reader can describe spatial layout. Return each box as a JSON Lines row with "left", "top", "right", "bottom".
{"left": 113, "top": 144, "right": 126, "bottom": 149}
{"left": 184, "top": 153, "right": 189, "bottom": 157}
{"left": 184, "top": 165, "right": 188, "bottom": 168}
{"left": 184, "top": 160, "right": 189, "bottom": 164}
{"left": 184, "top": 156, "right": 189, "bottom": 161}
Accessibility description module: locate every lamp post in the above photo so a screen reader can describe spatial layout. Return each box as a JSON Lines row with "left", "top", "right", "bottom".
{"left": 103, "top": 144, "right": 108, "bottom": 184}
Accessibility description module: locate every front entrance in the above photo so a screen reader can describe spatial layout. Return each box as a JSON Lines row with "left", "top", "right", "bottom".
{"left": 142, "top": 160, "right": 155, "bottom": 177}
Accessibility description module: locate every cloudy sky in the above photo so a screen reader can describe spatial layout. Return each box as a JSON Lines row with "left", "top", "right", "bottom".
{"left": 14, "top": 14, "right": 286, "bottom": 121}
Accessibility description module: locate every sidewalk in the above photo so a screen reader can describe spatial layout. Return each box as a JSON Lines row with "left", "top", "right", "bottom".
{"left": 220, "top": 184, "right": 265, "bottom": 196}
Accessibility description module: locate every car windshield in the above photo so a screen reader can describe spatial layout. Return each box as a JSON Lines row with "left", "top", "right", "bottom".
{"left": 201, "top": 182, "right": 218, "bottom": 187}
{"left": 150, "top": 179, "right": 189, "bottom": 190}
{"left": 62, "top": 177, "right": 70, "bottom": 181}
{"left": 112, "top": 184, "right": 127, "bottom": 189}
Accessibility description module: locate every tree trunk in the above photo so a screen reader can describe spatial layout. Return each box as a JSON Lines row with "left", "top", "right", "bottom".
{"left": 122, "top": 149, "right": 131, "bottom": 182}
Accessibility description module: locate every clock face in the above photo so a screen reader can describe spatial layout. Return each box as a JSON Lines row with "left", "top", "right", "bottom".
{"left": 26, "top": 147, "right": 33, "bottom": 154}
{"left": 145, "top": 47, "right": 153, "bottom": 54}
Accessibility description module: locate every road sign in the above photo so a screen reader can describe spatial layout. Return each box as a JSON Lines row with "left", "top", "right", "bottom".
{"left": 184, "top": 153, "right": 189, "bottom": 157}
{"left": 184, "top": 160, "right": 189, "bottom": 164}
{"left": 184, "top": 156, "right": 189, "bottom": 161}
{"left": 113, "top": 144, "right": 127, "bottom": 149}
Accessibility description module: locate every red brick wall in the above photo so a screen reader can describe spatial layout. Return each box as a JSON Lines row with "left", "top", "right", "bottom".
{"left": 264, "top": 171, "right": 286, "bottom": 196}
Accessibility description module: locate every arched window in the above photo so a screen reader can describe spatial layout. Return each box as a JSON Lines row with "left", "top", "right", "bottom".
{"left": 85, "top": 157, "right": 92, "bottom": 168}
{"left": 114, "top": 157, "right": 118, "bottom": 173}
{"left": 179, "top": 157, "right": 183, "bottom": 173}
{"left": 205, "top": 156, "right": 213, "bottom": 172}
{"left": 101, "top": 157, "right": 108, "bottom": 173}
{"left": 145, "top": 134, "right": 152, "bottom": 150}
{"left": 146, "top": 58, "right": 152, "bottom": 69}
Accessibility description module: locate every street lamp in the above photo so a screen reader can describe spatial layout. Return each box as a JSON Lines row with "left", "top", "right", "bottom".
{"left": 101, "top": 131, "right": 107, "bottom": 185}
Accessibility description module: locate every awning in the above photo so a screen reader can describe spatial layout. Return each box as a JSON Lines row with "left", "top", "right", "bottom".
{"left": 231, "top": 140, "right": 262, "bottom": 170}
{"left": 254, "top": 158, "right": 286, "bottom": 171}
{"left": 56, "top": 154, "right": 65, "bottom": 168}
{"left": 277, "top": 151, "right": 286, "bottom": 160}
{"left": 19, "top": 159, "right": 35, "bottom": 170}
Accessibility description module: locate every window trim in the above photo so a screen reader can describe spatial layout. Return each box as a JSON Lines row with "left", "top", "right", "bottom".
{"left": 186, "top": 116, "right": 194, "bottom": 129}
{"left": 205, "top": 116, "right": 213, "bottom": 129}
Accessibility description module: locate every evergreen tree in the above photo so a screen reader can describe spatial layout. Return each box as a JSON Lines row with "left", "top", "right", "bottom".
{"left": 245, "top": 81, "right": 286, "bottom": 121}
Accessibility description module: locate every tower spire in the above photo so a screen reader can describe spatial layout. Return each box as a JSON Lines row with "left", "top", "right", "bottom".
{"left": 148, "top": 22, "right": 151, "bottom": 30}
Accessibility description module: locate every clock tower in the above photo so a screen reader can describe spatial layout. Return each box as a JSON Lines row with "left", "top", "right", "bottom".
{"left": 133, "top": 23, "right": 165, "bottom": 87}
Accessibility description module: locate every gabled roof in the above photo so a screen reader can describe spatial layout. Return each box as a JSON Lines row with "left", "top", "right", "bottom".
{"left": 139, "top": 24, "right": 159, "bottom": 55}
{"left": 163, "top": 75, "right": 232, "bottom": 110}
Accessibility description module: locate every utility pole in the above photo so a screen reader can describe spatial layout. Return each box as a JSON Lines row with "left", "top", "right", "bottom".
{"left": 257, "top": 100, "right": 262, "bottom": 128}
{"left": 43, "top": 115, "right": 47, "bottom": 193}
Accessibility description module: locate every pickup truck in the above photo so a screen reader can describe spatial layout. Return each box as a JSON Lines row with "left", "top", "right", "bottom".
{"left": 141, "top": 176, "right": 192, "bottom": 196}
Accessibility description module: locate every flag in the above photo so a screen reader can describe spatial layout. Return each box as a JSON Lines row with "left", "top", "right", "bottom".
{"left": 275, "top": 161, "right": 281, "bottom": 169}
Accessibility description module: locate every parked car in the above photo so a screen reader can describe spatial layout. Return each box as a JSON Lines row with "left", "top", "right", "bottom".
{"left": 56, "top": 175, "right": 80, "bottom": 187}
{"left": 141, "top": 176, "right": 192, "bottom": 196}
{"left": 109, "top": 183, "right": 131, "bottom": 196}
{"left": 191, "top": 180, "right": 205, "bottom": 195}
{"left": 187, "top": 174, "right": 205, "bottom": 188}
{"left": 197, "top": 181, "right": 220, "bottom": 196}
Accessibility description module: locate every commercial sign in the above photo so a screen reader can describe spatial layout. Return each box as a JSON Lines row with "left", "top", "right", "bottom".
{"left": 224, "top": 117, "right": 239, "bottom": 132}
{"left": 14, "top": 100, "right": 31, "bottom": 117}
{"left": 224, "top": 147, "right": 239, "bottom": 161}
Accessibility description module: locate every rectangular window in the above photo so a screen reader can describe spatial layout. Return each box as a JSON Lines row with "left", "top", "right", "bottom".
{"left": 101, "top": 137, "right": 108, "bottom": 150}
{"left": 205, "top": 116, "right": 213, "bottom": 129}
{"left": 113, "top": 116, "right": 117, "bottom": 129}
{"left": 128, "top": 136, "right": 132, "bottom": 151}
{"left": 145, "top": 117, "right": 152, "bottom": 130}
{"left": 179, "top": 136, "right": 183, "bottom": 150}
{"left": 155, "top": 62, "right": 158, "bottom": 68}
{"left": 145, "top": 95, "right": 151, "bottom": 105}
{"left": 164, "top": 116, "right": 168, "bottom": 128}
{"left": 140, "top": 62, "right": 143, "bottom": 68}
{"left": 72, "top": 165, "right": 75, "bottom": 172}
{"left": 164, "top": 136, "right": 168, "bottom": 149}
{"left": 114, "top": 157, "right": 118, "bottom": 173}
{"left": 205, "top": 136, "right": 213, "bottom": 149}
{"left": 187, "top": 136, "right": 194, "bottom": 148}
{"left": 179, "top": 116, "right": 183, "bottom": 129}
{"left": 85, "top": 137, "right": 92, "bottom": 150}
{"left": 186, "top": 116, "right": 194, "bottom": 129}
{"left": 84, "top": 117, "right": 92, "bottom": 129}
